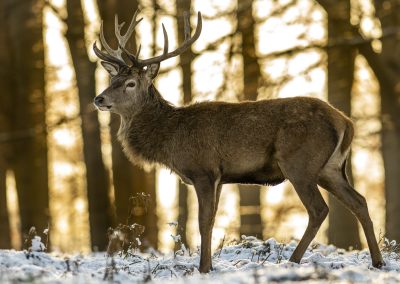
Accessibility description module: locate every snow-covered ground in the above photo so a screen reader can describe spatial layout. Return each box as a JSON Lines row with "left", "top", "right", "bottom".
{"left": 1, "top": 236, "right": 400, "bottom": 283}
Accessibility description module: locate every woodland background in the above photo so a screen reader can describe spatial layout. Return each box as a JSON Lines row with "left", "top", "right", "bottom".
{"left": 0, "top": 0, "right": 399, "bottom": 253}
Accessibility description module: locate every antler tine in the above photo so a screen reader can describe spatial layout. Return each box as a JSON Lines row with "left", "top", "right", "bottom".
{"left": 93, "top": 41, "right": 126, "bottom": 66}
{"left": 94, "top": 10, "right": 142, "bottom": 66}
{"left": 120, "top": 21, "right": 169, "bottom": 68}
{"left": 100, "top": 21, "right": 120, "bottom": 59}
{"left": 161, "top": 24, "right": 169, "bottom": 55}
{"left": 136, "top": 44, "right": 141, "bottom": 58}
{"left": 118, "top": 42, "right": 142, "bottom": 68}
{"left": 94, "top": 11, "right": 201, "bottom": 69}
{"left": 114, "top": 10, "right": 143, "bottom": 49}
{"left": 136, "top": 11, "right": 202, "bottom": 66}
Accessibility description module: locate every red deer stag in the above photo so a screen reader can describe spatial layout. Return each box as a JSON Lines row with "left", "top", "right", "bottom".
{"left": 93, "top": 10, "right": 384, "bottom": 273}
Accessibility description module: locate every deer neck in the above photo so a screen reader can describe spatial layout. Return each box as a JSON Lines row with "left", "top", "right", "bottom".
{"left": 118, "top": 85, "right": 176, "bottom": 167}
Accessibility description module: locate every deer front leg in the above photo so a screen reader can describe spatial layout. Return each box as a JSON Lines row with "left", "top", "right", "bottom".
{"left": 194, "top": 177, "right": 221, "bottom": 273}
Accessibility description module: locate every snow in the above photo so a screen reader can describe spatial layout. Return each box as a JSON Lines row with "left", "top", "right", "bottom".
{"left": 30, "top": 236, "right": 46, "bottom": 252}
{"left": 171, "top": 234, "right": 181, "bottom": 243}
{"left": 167, "top": 221, "right": 179, "bottom": 227}
{"left": 1, "top": 236, "right": 400, "bottom": 283}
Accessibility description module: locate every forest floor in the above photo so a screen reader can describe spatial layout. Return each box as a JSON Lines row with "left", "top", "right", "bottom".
{"left": 1, "top": 236, "right": 400, "bottom": 283}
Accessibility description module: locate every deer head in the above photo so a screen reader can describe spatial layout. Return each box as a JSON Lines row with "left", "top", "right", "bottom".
{"left": 93, "top": 10, "right": 202, "bottom": 115}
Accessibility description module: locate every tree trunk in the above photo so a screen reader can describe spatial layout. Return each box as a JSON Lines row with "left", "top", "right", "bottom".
{"left": 0, "top": 0, "right": 12, "bottom": 249}
{"left": 371, "top": 0, "right": 400, "bottom": 242}
{"left": 96, "top": 0, "right": 158, "bottom": 248}
{"left": 175, "top": 0, "right": 193, "bottom": 247}
{"left": 0, "top": 167, "right": 11, "bottom": 248}
{"left": 237, "top": 0, "right": 263, "bottom": 238}
{"left": 66, "top": 0, "right": 114, "bottom": 251}
{"left": 4, "top": 0, "right": 50, "bottom": 243}
{"left": 318, "top": 0, "right": 361, "bottom": 249}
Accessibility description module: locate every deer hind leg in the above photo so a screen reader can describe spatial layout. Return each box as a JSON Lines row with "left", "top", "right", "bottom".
{"left": 318, "top": 167, "right": 384, "bottom": 268}
{"left": 278, "top": 160, "right": 329, "bottom": 264}
{"left": 193, "top": 176, "right": 221, "bottom": 273}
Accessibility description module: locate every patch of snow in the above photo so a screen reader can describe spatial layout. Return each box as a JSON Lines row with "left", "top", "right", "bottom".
{"left": 167, "top": 221, "right": 178, "bottom": 227}
{"left": 0, "top": 238, "right": 399, "bottom": 283}
{"left": 171, "top": 234, "right": 181, "bottom": 243}
{"left": 30, "top": 236, "right": 46, "bottom": 252}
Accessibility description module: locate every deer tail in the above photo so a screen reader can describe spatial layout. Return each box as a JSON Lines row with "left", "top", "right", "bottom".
{"left": 340, "top": 119, "right": 354, "bottom": 183}
{"left": 341, "top": 118, "right": 354, "bottom": 155}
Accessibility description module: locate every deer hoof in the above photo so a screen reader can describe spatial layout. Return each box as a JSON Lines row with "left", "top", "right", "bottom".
{"left": 373, "top": 260, "right": 386, "bottom": 269}
{"left": 199, "top": 264, "right": 213, "bottom": 273}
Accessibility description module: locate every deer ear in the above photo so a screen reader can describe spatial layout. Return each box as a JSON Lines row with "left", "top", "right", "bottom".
{"left": 145, "top": 63, "right": 160, "bottom": 80}
{"left": 101, "top": 61, "right": 119, "bottom": 77}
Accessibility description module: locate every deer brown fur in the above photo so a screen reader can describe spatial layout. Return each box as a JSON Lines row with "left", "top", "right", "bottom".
{"left": 93, "top": 11, "right": 384, "bottom": 273}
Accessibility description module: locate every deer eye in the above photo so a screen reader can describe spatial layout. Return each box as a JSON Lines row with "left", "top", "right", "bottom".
{"left": 126, "top": 82, "right": 136, "bottom": 88}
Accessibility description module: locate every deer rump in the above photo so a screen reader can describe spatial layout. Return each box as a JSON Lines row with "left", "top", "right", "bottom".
{"left": 122, "top": 95, "right": 349, "bottom": 188}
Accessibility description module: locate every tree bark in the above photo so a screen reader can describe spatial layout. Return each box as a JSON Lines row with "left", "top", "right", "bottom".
{"left": 369, "top": 0, "right": 400, "bottom": 242}
{"left": 3, "top": 0, "right": 50, "bottom": 243}
{"left": 237, "top": 0, "right": 263, "bottom": 238}
{"left": 96, "top": 0, "right": 158, "bottom": 248}
{"left": 317, "top": 0, "right": 361, "bottom": 249}
{"left": 0, "top": 0, "right": 12, "bottom": 249}
{"left": 0, "top": 167, "right": 11, "bottom": 248}
{"left": 66, "top": 0, "right": 114, "bottom": 251}
{"left": 175, "top": 0, "right": 193, "bottom": 247}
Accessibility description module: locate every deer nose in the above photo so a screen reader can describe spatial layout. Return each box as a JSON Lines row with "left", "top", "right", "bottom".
{"left": 94, "top": 96, "right": 104, "bottom": 106}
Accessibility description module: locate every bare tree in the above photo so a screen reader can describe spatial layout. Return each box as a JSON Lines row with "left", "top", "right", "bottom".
{"left": 65, "top": 0, "right": 114, "bottom": 250}
{"left": 237, "top": 0, "right": 263, "bottom": 238}
{"left": 358, "top": 0, "right": 400, "bottom": 242}
{"left": 316, "top": 0, "right": 361, "bottom": 249}
{"left": 3, "top": 0, "right": 49, "bottom": 242}
{"left": 96, "top": 0, "right": 158, "bottom": 248}
{"left": 176, "top": 0, "right": 194, "bottom": 247}
{"left": 319, "top": 0, "right": 400, "bottom": 243}
{"left": 0, "top": 0, "right": 12, "bottom": 249}
{"left": 0, "top": 168, "right": 11, "bottom": 248}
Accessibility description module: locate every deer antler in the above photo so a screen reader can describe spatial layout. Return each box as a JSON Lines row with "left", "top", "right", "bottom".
{"left": 93, "top": 9, "right": 142, "bottom": 66}
{"left": 121, "top": 11, "right": 202, "bottom": 68}
{"left": 94, "top": 11, "right": 202, "bottom": 69}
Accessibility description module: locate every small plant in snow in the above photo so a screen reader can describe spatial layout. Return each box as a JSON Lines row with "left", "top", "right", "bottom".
{"left": 171, "top": 234, "right": 181, "bottom": 243}
{"left": 103, "top": 256, "right": 116, "bottom": 281}
{"left": 107, "top": 223, "right": 145, "bottom": 257}
{"left": 171, "top": 233, "right": 185, "bottom": 257}
{"left": 257, "top": 241, "right": 272, "bottom": 263}
{"left": 168, "top": 221, "right": 190, "bottom": 256}
{"left": 167, "top": 221, "right": 178, "bottom": 227}
{"left": 24, "top": 227, "right": 46, "bottom": 253}
{"left": 43, "top": 225, "right": 50, "bottom": 252}
{"left": 240, "top": 235, "right": 257, "bottom": 248}
{"left": 381, "top": 238, "right": 400, "bottom": 256}
{"left": 127, "top": 192, "right": 151, "bottom": 225}
{"left": 276, "top": 243, "right": 286, "bottom": 264}
{"left": 31, "top": 236, "right": 46, "bottom": 252}
{"left": 215, "top": 235, "right": 226, "bottom": 258}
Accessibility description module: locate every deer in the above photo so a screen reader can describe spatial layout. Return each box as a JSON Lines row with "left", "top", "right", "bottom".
{"left": 92, "top": 10, "right": 384, "bottom": 273}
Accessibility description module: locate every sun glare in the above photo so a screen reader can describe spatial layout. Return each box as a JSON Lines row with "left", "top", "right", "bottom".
{"left": 74, "top": 198, "right": 86, "bottom": 212}
{"left": 156, "top": 169, "right": 178, "bottom": 251}
{"left": 53, "top": 162, "right": 75, "bottom": 178}
{"left": 266, "top": 184, "right": 285, "bottom": 205}
{"left": 52, "top": 128, "right": 77, "bottom": 147}
{"left": 6, "top": 171, "right": 21, "bottom": 249}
